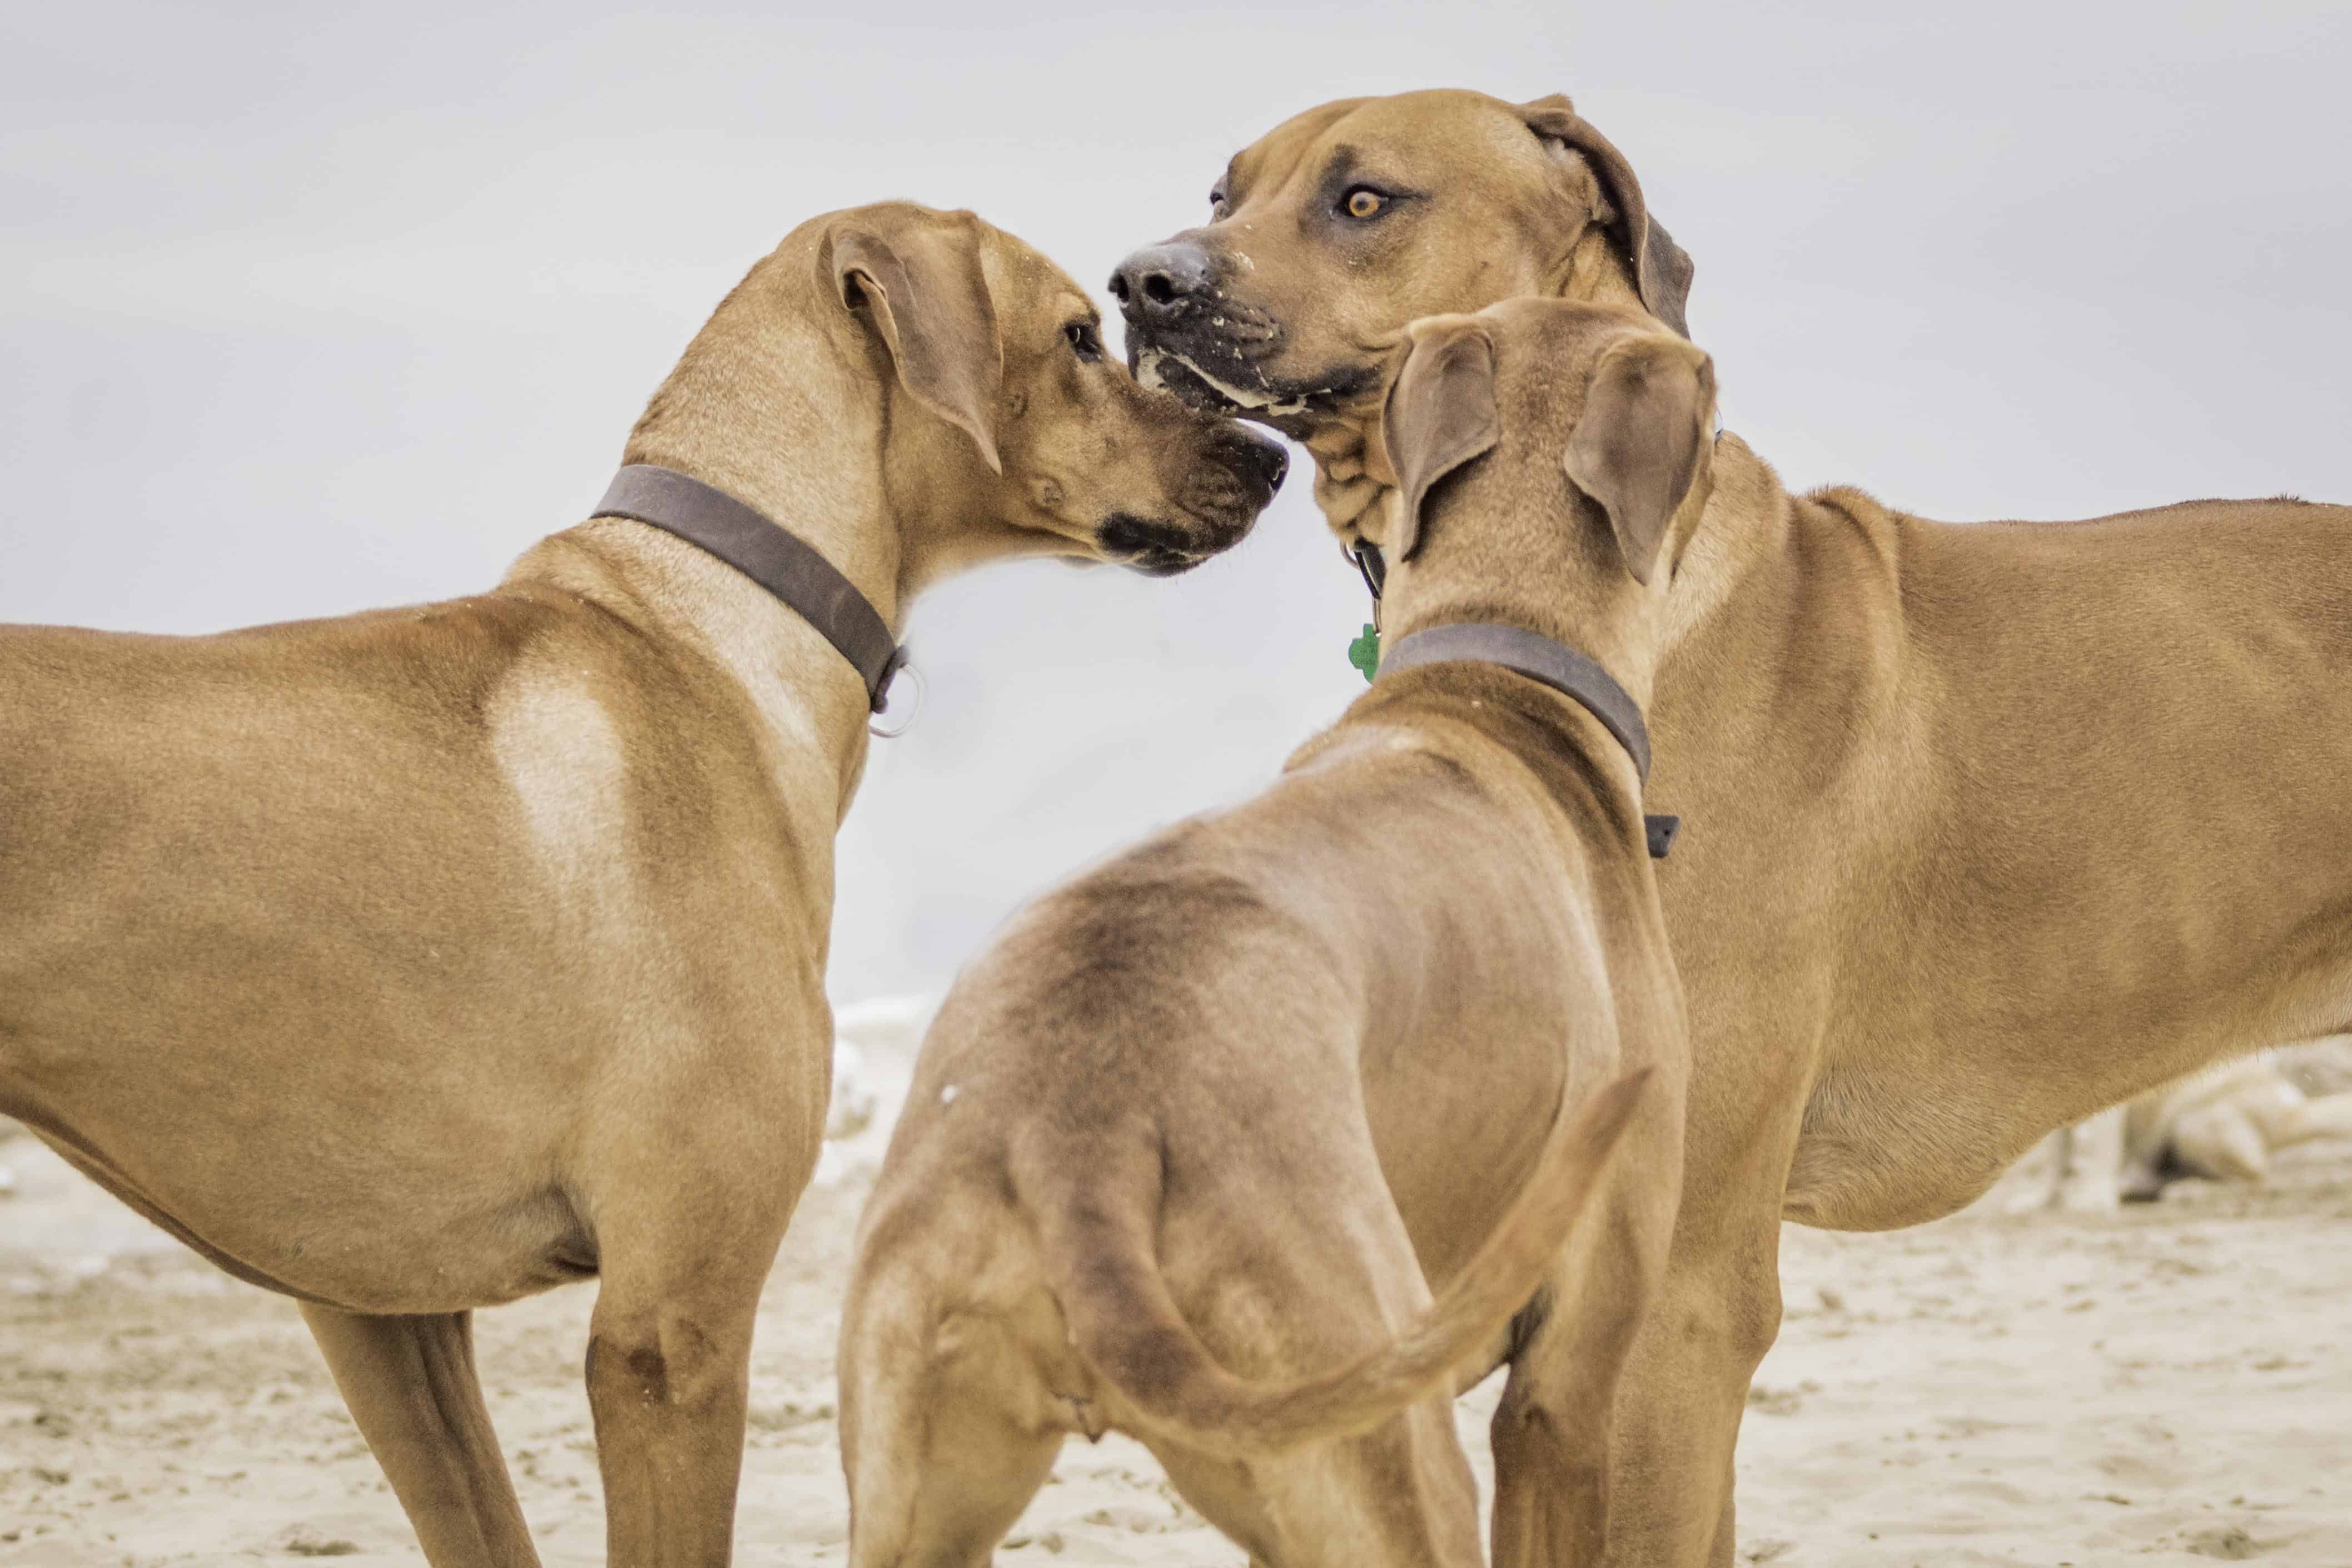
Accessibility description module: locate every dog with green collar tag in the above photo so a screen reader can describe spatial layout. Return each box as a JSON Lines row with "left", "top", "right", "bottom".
{"left": 834, "top": 298, "right": 1714, "bottom": 1568}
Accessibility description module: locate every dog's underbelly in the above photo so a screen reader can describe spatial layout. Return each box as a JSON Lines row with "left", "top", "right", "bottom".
{"left": 6, "top": 1086, "right": 595, "bottom": 1312}
{"left": 1779, "top": 967, "right": 2352, "bottom": 1231}
{"left": 1768, "top": 873, "right": 2352, "bottom": 1232}
{"left": 0, "top": 910, "right": 614, "bottom": 1313}
{"left": 1781, "top": 1077, "right": 2026, "bottom": 1231}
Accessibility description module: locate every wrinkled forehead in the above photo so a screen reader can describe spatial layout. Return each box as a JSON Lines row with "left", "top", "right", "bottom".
{"left": 1484, "top": 296, "right": 1658, "bottom": 364}
{"left": 1225, "top": 89, "right": 1544, "bottom": 198}
{"left": 979, "top": 230, "right": 1097, "bottom": 333}
{"left": 1469, "top": 302, "right": 1663, "bottom": 436}
{"left": 1225, "top": 97, "right": 1363, "bottom": 192}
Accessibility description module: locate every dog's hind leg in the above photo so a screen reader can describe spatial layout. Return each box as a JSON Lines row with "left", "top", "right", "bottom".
{"left": 300, "top": 1305, "right": 541, "bottom": 1567}
{"left": 1117, "top": 1197, "right": 1489, "bottom": 1568}
{"left": 838, "top": 1288, "right": 1067, "bottom": 1568}
{"left": 839, "top": 1368, "right": 1062, "bottom": 1568}
{"left": 1150, "top": 1397, "right": 1484, "bottom": 1568}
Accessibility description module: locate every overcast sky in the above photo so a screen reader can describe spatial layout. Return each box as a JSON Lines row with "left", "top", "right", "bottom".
{"left": 6, "top": 2, "right": 2349, "bottom": 1000}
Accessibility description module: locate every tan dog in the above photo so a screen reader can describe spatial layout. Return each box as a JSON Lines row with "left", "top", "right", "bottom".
{"left": 1116, "top": 88, "right": 2352, "bottom": 1565}
{"left": 1110, "top": 88, "right": 1689, "bottom": 540}
{"left": 0, "top": 201, "right": 1281, "bottom": 1567}
{"left": 838, "top": 298, "right": 1708, "bottom": 1567}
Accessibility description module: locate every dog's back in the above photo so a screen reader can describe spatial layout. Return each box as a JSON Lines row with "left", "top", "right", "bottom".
{"left": 841, "top": 714, "right": 1658, "bottom": 1564}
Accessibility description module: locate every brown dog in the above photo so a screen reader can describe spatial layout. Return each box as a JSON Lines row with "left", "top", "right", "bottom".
{"left": 1110, "top": 88, "right": 1690, "bottom": 545}
{"left": 838, "top": 298, "right": 1708, "bottom": 1567}
{"left": 0, "top": 201, "right": 1281, "bottom": 1566}
{"left": 1115, "top": 88, "right": 2352, "bottom": 1565}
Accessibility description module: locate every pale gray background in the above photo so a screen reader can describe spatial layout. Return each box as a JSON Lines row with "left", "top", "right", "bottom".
{"left": 5, "top": 2, "right": 2348, "bottom": 1000}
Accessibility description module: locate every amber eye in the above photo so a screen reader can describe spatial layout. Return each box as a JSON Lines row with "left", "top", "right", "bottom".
{"left": 1342, "top": 187, "right": 1388, "bottom": 220}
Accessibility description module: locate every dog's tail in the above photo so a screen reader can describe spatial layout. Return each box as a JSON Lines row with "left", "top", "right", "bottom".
{"left": 1026, "top": 1066, "right": 1652, "bottom": 1458}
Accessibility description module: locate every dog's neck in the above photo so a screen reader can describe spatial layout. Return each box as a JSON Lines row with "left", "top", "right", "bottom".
{"left": 1650, "top": 434, "right": 1790, "bottom": 664}
{"left": 1380, "top": 504, "right": 1669, "bottom": 713}
{"left": 1365, "top": 432, "right": 1793, "bottom": 703}
{"left": 619, "top": 251, "right": 911, "bottom": 622}
{"left": 500, "top": 247, "right": 982, "bottom": 817}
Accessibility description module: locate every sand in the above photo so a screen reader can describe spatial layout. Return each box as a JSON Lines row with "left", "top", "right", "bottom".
{"left": 4, "top": 1110, "right": 2349, "bottom": 1566}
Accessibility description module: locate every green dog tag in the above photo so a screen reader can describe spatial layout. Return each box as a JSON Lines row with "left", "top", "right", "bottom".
{"left": 1347, "top": 623, "right": 1380, "bottom": 683}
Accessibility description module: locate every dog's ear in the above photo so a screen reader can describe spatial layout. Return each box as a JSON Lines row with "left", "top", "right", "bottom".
{"left": 829, "top": 210, "right": 1004, "bottom": 473}
{"left": 1563, "top": 336, "right": 1715, "bottom": 585}
{"left": 1379, "top": 316, "right": 1500, "bottom": 562}
{"left": 1518, "top": 94, "right": 1695, "bottom": 341}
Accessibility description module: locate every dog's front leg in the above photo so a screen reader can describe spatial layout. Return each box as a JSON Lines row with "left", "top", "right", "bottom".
{"left": 1488, "top": 1311, "right": 1624, "bottom": 1564}
{"left": 584, "top": 1255, "right": 770, "bottom": 1567}
{"left": 1487, "top": 1093, "right": 1682, "bottom": 1567}
{"left": 1584, "top": 1217, "right": 1783, "bottom": 1568}
{"left": 300, "top": 1304, "right": 541, "bottom": 1567}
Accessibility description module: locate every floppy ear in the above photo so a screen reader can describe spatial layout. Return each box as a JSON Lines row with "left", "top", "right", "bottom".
{"left": 1380, "top": 318, "right": 1500, "bottom": 562}
{"left": 1518, "top": 94, "right": 1695, "bottom": 341}
{"left": 829, "top": 211, "right": 1004, "bottom": 473}
{"left": 1563, "top": 337, "right": 1715, "bottom": 585}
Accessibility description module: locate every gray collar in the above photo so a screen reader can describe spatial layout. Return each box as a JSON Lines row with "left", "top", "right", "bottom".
{"left": 1376, "top": 620, "right": 1680, "bottom": 859}
{"left": 593, "top": 464, "right": 907, "bottom": 714}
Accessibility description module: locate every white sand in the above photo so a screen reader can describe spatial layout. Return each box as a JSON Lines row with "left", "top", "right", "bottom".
{"left": 3, "top": 1118, "right": 2348, "bottom": 1566}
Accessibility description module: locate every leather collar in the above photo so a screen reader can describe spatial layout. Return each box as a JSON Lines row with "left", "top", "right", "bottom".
{"left": 592, "top": 464, "right": 907, "bottom": 713}
{"left": 1375, "top": 619, "right": 1680, "bottom": 860}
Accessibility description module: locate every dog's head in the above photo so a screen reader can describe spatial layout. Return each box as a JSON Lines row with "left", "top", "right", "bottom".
{"left": 1108, "top": 91, "right": 1687, "bottom": 534}
{"left": 824, "top": 203, "right": 1286, "bottom": 577}
{"left": 1375, "top": 299, "right": 1715, "bottom": 598}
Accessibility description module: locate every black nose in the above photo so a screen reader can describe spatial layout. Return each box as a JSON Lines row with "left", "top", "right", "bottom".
{"left": 1223, "top": 425, "right": 1290, "bottom": 497}
{"left": 1110, "top": 241, "right": 1216, "bottom": 326}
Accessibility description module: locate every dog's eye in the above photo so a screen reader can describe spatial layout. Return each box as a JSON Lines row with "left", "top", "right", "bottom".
{"left": 1209, "top": 187, "right": 1230, "bottom": 221}
{"left": 1065, "top": 320, "right": 1104, "bottom": 363}
{"left": 1341, "top": 186, "right": 1390, "bottom": 221}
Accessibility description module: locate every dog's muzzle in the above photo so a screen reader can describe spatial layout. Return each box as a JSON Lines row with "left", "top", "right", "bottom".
{"left": 1095, "top": 425, "right": 1287, "bottom": 576}
{"left": 1110, "top": 240, "right": 1302, "bottom": 417}
{"left": 1111, "top": 241, "right": 1383, "bottom": 436}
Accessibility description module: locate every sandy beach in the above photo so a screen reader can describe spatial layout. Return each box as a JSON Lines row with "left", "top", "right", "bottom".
{"left": 4, "top": 1099, "right": 2348, "bottom": 1568}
